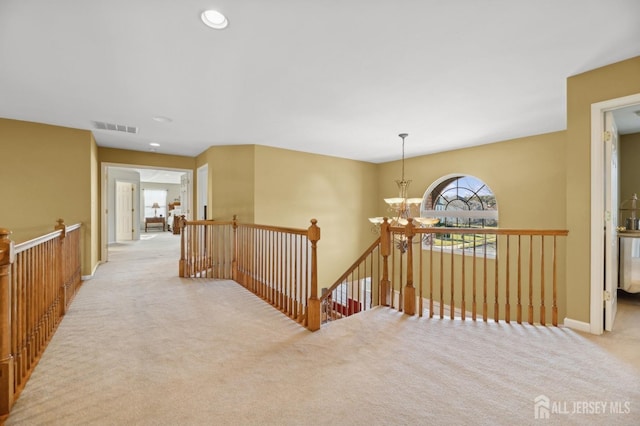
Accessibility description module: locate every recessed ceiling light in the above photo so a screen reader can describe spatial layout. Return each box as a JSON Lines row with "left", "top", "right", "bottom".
{"left": 152, "top": 116, "right": 172, "bottom": 123}
{"left": 150, "top": 142, "right": 160, "bottom": 147}
{"left": 201, "top": 10, "right": 228, "bottom": 29}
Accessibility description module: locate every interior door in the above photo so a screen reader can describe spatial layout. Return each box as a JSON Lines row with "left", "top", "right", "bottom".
{"left": 604, "top": 111, "right": 619, "bottom": 331}
{"left": 116, "top": 181, "right": 135, "bottom": 241}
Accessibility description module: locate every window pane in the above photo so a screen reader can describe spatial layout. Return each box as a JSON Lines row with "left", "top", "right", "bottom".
{"left": 421, "top": 175, "right": 498, "bottom": 255}
{"left": 144, "top": 190, "right": 167, "bottom": 218}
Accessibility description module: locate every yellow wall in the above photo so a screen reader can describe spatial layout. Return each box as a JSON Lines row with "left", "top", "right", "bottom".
{"left": 620, "top": 132, "right": 640, "bottom": 201}
{"left": 197, "top": 145, "right": 256, "bottom": 223}
{"left": 0, "top": 118, "right": 97, "bottom": 276}
{"left": 253, "top": 145, "right": 378, "bottom": 286}
{"left": 98, "top": 147, "right": 196, "bottom": 171}
{"left": 378, "top": 131, "right": 567, "bottom": 229}
{"left": 566, "top": 56, "right": 640, "bottom": 322}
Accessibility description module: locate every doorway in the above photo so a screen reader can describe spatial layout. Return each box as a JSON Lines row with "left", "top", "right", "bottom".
{"left": 590, "top": 93, "right": 640, "bottom": 334}
{"left": 101, "top": 163, "right": 194, "bottom": 263}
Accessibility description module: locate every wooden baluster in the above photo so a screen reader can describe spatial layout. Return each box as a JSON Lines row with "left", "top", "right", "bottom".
{"left": 472, "top": 234, "right": 477, "bottom": 321}
{"left": 460, "top": 232, "right": 465, "bottom": 320}
{"left": 440, "top": 232, "right": 444, "bottom": 319}
{"left": 306, "top": 219, "right": 321, "bottom": 331}
{"left": 450, "top": 231, "right": 455, "bottom": 319}
{"left": 483, "top": 233, "right": 488, "bottom": 321}
{"left": 517, "top": 235, "right": 522, "bottom": 324}
{"left": 528, "top": 235, "right": 534, "bottom": 324}
{"left": 505, "top": 235, "right": 510, "bottom": 323}
{"left": 418, "top": 232, "right": 423, "bottom": 317}
{"left": 540, "top": 236, "right": 546, "bottom": 326}
{"left": 429, "top": 231, "right": 434, "bottom": 319}
{"left": 380, "top": 219, "right": 391, "bottom": 307}
{"left": 494, "top": 235, "right": 499, "bottom": 323}
{"left": 552, "top": 236, "right": 558, "bottom": 326}
{"left": 0, "top": 228, "right": 15, "bottom": 416}
{"left": 403, "top": 219, "right": 416, "bottom": 316}
{"left": 280, "top": 232, "right": 285, "bottom": 311}
{"left": 294, "top": 233, "right": 299, "bottom": 319}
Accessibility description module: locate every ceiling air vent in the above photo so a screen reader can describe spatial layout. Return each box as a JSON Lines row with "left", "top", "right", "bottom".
{"left": 93, "top": 121, "right": 138, "bottom": 134}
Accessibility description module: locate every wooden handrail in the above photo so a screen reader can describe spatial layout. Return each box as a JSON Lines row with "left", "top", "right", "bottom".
{"left": 13, "top": 223, "right": 82, "bottom": 253}
{"left": 391, "top": 226, "right": 569, "bottom": 236}
{"left": 180, "top": 217, "right": 321, "bottom": 330}
{"left": 0, "top": 220, "right": 82, "bottom": 418}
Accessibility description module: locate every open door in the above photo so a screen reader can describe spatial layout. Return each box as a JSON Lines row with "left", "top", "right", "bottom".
{"left": 604, "top": 111, "right": 619, "bottom": 331}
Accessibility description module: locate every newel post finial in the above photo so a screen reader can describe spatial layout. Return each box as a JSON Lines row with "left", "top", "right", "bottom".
{"left": 307, "top": 218, "right": 321, "bottom": 331}
{"left": 55, "top": 218, "right": 66, "bottom": 239}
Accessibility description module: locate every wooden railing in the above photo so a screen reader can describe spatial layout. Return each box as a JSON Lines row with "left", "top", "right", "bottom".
{"left": 179, "top": 217, "right": 322, "bottom": 330}
{"left": 388, "top": 219, "right": 568, "bottom": 325}
{"left": 319, "top": 238, "right": 383, "bottom": 324}
{"left": 317, "top": 219, "right": 568, "bottom": 328}
{"left": 179, "top": 215, "right": 567, "bottom": 330}
{"left": 179, "top": 219, "right": 235, "bottom": 279}
{"left": 0, "top": 220, "right": 82, "bottom": 417}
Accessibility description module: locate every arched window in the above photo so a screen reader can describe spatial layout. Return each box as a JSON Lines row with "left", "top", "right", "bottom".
{"left": 421, "top": 175, "right": 498, "bottom": 228}
{"left": 420, "top": 175, "right": 498, "bottom": 256}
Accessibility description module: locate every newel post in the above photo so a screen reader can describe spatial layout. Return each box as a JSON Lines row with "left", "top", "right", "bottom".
{"left": 403, "top": 218, "right": 416, "bottom": 316}
{"left": 306, "top": 219, "right": 321, "bottom": 331}
{"left": 232, "top": 215, "right": 238, "bottom": 282}
{"left": 380, "top": 218, "right": 391, "bottom": 306}
{"left": 179, "top": 216, "right": 187, "bottom": 277}
{"left": 0, "top": 228, "right": 15, "bottom": 415}
{"left": 55, "top": 219, "right": 67, "bottom": 315}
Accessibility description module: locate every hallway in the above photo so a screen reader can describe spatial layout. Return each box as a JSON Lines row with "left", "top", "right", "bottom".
{"left": 5, "top": 232, "right": 640, "bottom": 425}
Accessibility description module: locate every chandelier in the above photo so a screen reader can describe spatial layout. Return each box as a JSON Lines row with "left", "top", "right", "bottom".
{"left": 369, "top": 133, "right": 439, "bottom": 230}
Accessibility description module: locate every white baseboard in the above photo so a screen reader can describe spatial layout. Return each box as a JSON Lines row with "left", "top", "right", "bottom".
{"left": 81, "top": 261, "right": 102, "bottom": 281}
{"left": 563, "top": 317, "right": 591, "bottom": 333}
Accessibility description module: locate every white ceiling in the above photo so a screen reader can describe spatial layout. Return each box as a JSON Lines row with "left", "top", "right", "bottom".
{"left": 1, "top": 1, "right": 640, "bottom": 163}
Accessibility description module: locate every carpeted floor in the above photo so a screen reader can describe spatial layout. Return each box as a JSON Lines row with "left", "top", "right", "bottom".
{"left": 4, "top": 232, "right": 640, "bottom": 425}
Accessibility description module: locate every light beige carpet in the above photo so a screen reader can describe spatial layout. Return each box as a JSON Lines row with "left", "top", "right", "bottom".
{"left": 5, "top": 232, "right": 640, "bottom": 425}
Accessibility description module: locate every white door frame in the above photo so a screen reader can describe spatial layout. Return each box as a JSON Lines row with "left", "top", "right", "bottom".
{"left": 590, "top": 93, "right": 640, "bottom": 334}
{"left": 100, "top": 162, "right": 194, "bottom": 262}
{"left": 197, "top": 164, "right": 208, "bottom": 220}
